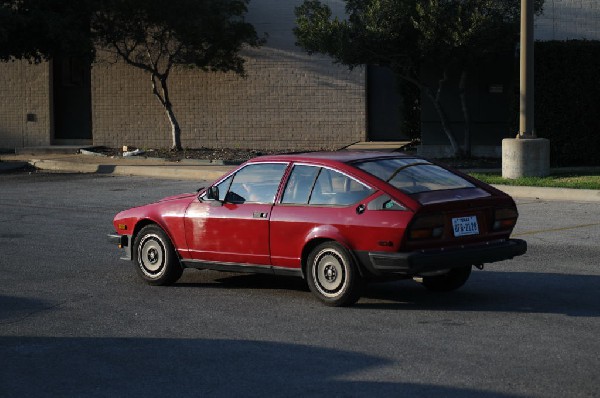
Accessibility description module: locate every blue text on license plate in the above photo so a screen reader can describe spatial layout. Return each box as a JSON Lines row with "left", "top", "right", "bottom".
{"left": 452, "top": 216, "right": 479, "bottom": 237}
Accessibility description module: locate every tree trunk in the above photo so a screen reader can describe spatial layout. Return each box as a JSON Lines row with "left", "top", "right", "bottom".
{"left": 164, "top": 102, "right": 182, "bottom": 151}
{"left": 423, "top": 87, "right": 462, "bottom": 157}
{"left": 397, "top": 73, "right": 462, "bottom": 157}
{"left": 151, "top": 74, "right": 182, "bottom": 151}
{"left": 459, "top": 69, "right": 471, "bottom": 158}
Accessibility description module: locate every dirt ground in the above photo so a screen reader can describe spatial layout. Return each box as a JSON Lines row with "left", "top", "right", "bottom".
{"left": 87, "top": 146, "right": 502, "bottom": 168}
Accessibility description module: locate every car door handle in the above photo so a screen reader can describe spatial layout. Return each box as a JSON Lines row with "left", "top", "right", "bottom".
{"left": 253, "top": 212, "right": 269, "bottom": 219}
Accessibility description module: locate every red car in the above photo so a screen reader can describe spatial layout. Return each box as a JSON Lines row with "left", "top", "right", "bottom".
{"left": 109, "top": 152, "right": 526, "bottom": 306}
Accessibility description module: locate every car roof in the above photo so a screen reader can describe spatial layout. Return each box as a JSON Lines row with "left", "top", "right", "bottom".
{"left": 249, "top": 151, "right": 418, "bottom": 165}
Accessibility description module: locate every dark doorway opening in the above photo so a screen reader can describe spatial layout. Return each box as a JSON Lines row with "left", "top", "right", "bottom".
{"left": 367, "top": 66, "right": 408, "bottom": 141}
{"left": 52, "top": 57, "right": 92, "bottom": 144}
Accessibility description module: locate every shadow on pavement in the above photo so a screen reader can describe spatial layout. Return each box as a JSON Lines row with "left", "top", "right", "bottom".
{"left": 361, "top": 271, "right": 600, "bottom": 316}
{"left": 0, "top": 335, "right": 524, "bottom": 398}
{"left": 176, "top": 270, "right": 600, "bottom": 317}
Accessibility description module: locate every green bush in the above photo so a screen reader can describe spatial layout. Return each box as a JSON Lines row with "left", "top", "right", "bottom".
{"left": 534, "top": 41, "right": 600, "bottom": 166}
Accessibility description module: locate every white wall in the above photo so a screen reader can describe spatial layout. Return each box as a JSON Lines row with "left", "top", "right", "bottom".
{"left": 536, "top": 0, "right": 600, "bottom": 40}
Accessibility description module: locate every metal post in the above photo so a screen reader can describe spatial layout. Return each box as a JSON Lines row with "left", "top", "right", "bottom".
{"left": 503, "top": 0, "right": 549, "bottom": 178}
{"left": 518, "top": 0, "right": 535, "bottom": 138}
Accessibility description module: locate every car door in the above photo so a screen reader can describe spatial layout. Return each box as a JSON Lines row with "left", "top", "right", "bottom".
{"left": 269, "top": 165, "right": 378, "bottom": 268}
{"left": 184, "top": 162, "right": 288, "bottom": 265}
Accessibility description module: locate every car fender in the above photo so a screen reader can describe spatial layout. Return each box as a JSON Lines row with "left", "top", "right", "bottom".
{"left": 303, "top": 225, "right": 351, "bottom": 249}
{"left": 114, "top": 200, "right": 191, "bottom": 258}
{"left": 301, "top": 225, "right": 369, "bottom": 278}
{"left": 302, "top": 225, "right": 372, "bottom": 279}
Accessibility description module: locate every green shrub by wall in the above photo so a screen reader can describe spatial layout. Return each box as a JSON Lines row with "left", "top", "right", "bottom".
{"left": 534, "top": 40, "right": 600, "bottom": 166}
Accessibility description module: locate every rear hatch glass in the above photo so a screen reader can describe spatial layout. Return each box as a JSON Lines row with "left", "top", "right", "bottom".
{"left": 354, "top": 158, "right": 475, "bottom": 194}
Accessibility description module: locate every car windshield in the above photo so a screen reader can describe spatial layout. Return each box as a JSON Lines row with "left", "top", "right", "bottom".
{"left": 353, "top": 158, "right": 475, "bottom": 194}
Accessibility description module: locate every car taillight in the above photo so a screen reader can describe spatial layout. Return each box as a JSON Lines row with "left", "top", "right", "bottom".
{"left": 408, "top": 214, "right": 445, "bottom": 240}
{"left": 493, "top": 208, "right": 518, "bottom": 231}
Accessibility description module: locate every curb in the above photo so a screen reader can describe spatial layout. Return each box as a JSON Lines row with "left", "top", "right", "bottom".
{"left": 491, "top": 184, "right": 600, "bottom": 202}
{"left": 28, "top": 159, "right": 232, "bottom": 182}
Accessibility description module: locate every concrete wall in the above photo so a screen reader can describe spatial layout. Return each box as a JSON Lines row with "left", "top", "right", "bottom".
{"left": 535, "top": 0, "right": 600, "bottom": 40}
{"left": 0, "top": 62, "right": 52, "bottom": 149}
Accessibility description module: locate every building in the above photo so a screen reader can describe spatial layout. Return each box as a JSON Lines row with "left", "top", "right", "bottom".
{"left": 1, "top": 0, "right": 598, "bottom": 153}
{"left": 419, "top": 0, "right": 600, "bottom": 158}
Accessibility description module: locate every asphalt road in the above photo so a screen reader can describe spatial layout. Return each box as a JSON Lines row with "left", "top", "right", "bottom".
{"left": 1, "top": 172, "right": 598, "bottom": 398}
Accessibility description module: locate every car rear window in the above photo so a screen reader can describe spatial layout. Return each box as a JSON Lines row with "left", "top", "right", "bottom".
{"left": 354, "top": 158, "right": 475, "bottom": 194}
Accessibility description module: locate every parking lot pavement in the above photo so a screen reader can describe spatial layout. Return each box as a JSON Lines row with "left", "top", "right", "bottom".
{"left": 0, "top": 173, "right": 599, "bottom": 397}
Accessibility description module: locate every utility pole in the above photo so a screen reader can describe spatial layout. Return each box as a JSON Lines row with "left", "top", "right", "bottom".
{"left": 502, "top": 0, "right": 550, "bottom": 178}
{"left": 519, "top": 0, "right": 535, "bottom": 139}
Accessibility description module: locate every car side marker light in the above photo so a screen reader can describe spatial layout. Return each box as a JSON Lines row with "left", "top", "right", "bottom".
{"left": 493, "top": 208, "right": 518, "bottom": 231}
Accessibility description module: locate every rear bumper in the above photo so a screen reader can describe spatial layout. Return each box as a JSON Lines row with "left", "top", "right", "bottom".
{"left": 108, "top": 233, "right": 132, "bottom": 261}
{"left": 356, "top": 239, "right": 527, "bottom": 276}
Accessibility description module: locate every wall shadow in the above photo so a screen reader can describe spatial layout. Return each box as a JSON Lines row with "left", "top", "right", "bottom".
{"left": 0, "top": 295, "right": 57, "bottom": 325}
{"left": 0, "top": 335, "right": 524, "bottom": 398}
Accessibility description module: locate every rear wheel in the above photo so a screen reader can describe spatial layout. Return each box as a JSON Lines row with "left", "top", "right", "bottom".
{"left": 133, "top": 225, "right": 182, "bottom": 285}
{"left": 306, "top": 242, "right": 363, "bottom": 306}
{"left": 421, "top": 265, "right": 472, "bottom": 292}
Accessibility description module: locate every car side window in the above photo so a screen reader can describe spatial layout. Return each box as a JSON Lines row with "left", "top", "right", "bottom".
{"left": 225, "top": 163, "right": 287, "bottom": 204}
{"left": 309, "top": 168, "right": 373, "bottom": 206}
{"left": 215, "top": 175, "right": 233, "bottom": 201}
{"left": 281, "top": 165, "right": 320, "bottom": 204}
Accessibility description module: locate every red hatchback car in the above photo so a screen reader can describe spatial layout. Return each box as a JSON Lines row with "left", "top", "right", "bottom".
{"left": 109, "top": 152, "right": 526, "bottom": 306}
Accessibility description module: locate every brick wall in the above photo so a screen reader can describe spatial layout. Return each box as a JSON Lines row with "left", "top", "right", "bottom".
{"left": 92, "top": 48, "right": 365, "bottom": 151}
{"left": 0, "top": 61, "right": 51, "bottom": 149}
{"left": 92, "top": 0, "right": 366, "bottom": 151}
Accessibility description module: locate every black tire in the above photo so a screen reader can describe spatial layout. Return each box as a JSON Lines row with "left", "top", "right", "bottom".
{"left": 132, "top": 225, "right": 183, "bottom": 286}
{"left": 421, "top": 265, "right": 472, "bottom": 292}
{"left": 306, "top": 242, "right": 363, "bottom": 307}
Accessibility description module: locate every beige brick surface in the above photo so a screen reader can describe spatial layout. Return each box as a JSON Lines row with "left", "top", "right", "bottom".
{"left": 92, "top": 47, "right": 366, "bottom": 151}
{"left": 0, "top": 61, "right": 51, "bottom": 149}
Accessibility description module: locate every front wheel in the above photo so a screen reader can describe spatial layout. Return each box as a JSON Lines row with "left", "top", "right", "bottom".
{"left": 133, "top": 225, "right": 183, "bottom": 285}
{"left": 306, "top": 242, "right": 363, "bottom": 307}
{"left": 421, "top": 265, "right": 472, "bottom": 292}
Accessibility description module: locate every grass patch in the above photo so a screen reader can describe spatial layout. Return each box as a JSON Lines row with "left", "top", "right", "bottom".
{"left": 469, "top": 172, "right": 600, "bottom": 190}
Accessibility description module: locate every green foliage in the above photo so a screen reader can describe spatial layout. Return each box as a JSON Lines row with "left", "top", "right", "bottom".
{"left": 470, "top": 172, "right": 600, "bottom": 190}
{"left": 295, "top": 0, "right": 543, "bottom": 78}
{"left": 534, "top": 40, "right": 600, "bottom": 166}
{"left": 1, "top": 0, "right": 262, "bottom": 72}
{"left": 294, "top": 0, "right": 544, "bottom": 155}
{"left": 0, "top": 0, "right": 96, "bottom": 61}
{"left": 92, "top": 0, "right": 263, "bottom": 76}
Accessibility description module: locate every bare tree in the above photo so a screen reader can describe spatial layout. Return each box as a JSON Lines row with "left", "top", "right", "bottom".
{"left": 1, "top": 0, "right": 264, "bottom": 151}
{"left": 93, "top": 0, "right": 264, "bottom": 150}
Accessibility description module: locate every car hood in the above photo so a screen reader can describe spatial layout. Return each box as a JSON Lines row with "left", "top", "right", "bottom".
{"left": 157, "top": 193, "right": 197, "bottom": 203}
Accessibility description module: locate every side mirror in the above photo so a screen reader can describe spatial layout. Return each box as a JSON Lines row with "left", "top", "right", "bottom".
{"left": 206, "top": 186, "right": 219, "bottom": 200}
{"left": 206, "top": 186, "right": 223, "bottom": 207}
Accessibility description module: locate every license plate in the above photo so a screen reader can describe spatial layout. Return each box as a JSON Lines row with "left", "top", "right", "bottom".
{"left": 452, "top": 216, "right": 479, "bottom": 237}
